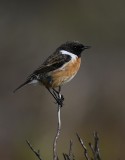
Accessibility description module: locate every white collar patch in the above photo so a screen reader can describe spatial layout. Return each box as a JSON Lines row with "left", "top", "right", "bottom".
{"left": 60, "top": 50, "right": 78, "bottom": 61}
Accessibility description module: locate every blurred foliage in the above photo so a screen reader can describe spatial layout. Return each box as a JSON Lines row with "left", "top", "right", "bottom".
{"left": 0, "top": 0, "right": 125, "bottom": 160}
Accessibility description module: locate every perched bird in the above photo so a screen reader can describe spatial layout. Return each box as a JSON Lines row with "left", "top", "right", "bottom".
{"left": 14, "top": 41, "right": 90, "bottom": 106}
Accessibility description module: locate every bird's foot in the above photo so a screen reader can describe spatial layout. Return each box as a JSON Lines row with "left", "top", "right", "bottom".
{"left": 55, "top": 94, "right": 64, "bottom": 107}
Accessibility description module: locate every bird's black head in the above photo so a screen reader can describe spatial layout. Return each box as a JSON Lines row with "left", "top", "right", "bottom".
{"left": 58, "top": 41, "right": 90, "bottom": 57}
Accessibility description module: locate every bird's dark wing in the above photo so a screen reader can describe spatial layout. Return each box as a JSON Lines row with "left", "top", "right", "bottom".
{"left": 32, "top": 52, "right": 71, "bottom": 75}
{"left": 13, "top": 52, "right": 71, "bottom": 93}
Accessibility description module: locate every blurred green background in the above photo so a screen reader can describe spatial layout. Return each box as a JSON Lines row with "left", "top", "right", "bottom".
{"left": 0, "top": 0, "right": 125, "bottom": 159}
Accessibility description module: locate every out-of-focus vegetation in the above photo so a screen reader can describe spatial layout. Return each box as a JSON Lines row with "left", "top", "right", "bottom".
{"left": 0, "top": 0, "right": 125, "bottom": 159}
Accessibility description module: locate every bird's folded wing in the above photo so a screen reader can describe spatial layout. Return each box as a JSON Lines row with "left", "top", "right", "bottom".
{"left": 32, "top": 53, "right": 71, "bottom": 75}
{"left": 14, "top": 52, "right": 71, "bottom": 92}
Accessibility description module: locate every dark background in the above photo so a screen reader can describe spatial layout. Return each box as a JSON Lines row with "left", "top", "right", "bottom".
{"left": 0, "top": 0, "right": 125, "bottom": 159}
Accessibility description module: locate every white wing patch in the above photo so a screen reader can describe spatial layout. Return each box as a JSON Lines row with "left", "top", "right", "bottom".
{"left": 29, "top": 79, "right": 39, "bottom": 85}
{"left": 60, "top": 50, "right": 78, "bottom": 61}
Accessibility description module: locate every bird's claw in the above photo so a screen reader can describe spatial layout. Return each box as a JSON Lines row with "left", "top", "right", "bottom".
{"left": 55, "top": 95, "right": 64, "bottom": 107}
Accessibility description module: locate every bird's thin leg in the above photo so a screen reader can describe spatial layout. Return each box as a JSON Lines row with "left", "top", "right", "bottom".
{"left": 53, "top": 87, "right": 64, "bottom": 101}
{"left": 53, "top": 89, "right": 63, "bottom": 107}
{"left": 53, "top": 88, "right": 59, "bottom": 95}
{"left": 53, "top": 86, "right": 62, "bottom": 97}
{"left": 52, "top": 87, "right": 64, "bottom": 107}
{"left": 46, "top": 87, "right": 63, "bottom": 106}
{"left": 46, "top": 88, "right": 59, "bottom": 102}
{"left": 52, "top": 89, "right": 58, "bottom": 99}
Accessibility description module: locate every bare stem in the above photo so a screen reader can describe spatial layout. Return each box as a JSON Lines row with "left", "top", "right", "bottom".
{"left": 69, "top": 140, "right": 73, "bottom": 158}
{"left": 26, "top": 140, "right": 43, "bottom": 160}
{"left": 53, "top": 92, "right": 62, "bottom": 160}
{"left": 69, "top": 140, "right": 75, "bottom": 160}
{"left": 76, "top": 133, "right": 90, "bottom": 160}
{"left": 89, "top": 132, "right": 101, "bottom": 160}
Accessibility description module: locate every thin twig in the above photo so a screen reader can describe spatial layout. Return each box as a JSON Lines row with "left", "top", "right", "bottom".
{"left": 26, "top": 140, "right": 43, "bottom": 160}
{"left": 89, "top": 143, "right": 95, "bottom": 156}
{"left": 63, "top": 153, "right": 70, "bottom": 160}
{"left": 89, "top": 132, "right": 101, "bottom": 160}
{"left": 69, "top": 140, "right": 73, "bottom": 158}
{"left": 76, "top": 133, "right": 90, "bottom": 160}
{"left": 69, "top": 140, "right": 75, "bottom": 160}
{"left": 53, "top": 91, "right": 62, "bottom": 160}
{"left": 94, "top": 132, "right": 100, "bottom": 159}
{"left": 63, "top": 140, "right": 74, "bottom": 160}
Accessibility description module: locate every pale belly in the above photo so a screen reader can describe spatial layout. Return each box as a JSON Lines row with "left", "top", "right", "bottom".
{"left": 59, "top": 73, "right": 77, "bottom": 85}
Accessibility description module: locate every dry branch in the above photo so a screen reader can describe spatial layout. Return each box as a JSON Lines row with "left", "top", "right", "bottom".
{"left": 77, "top": 132, "right": 101, "bottom": 160}
{"left": 76, "top": 133, "right": 90, "bottom": 160}
{"left": 26, "top": 88, "right": 102, "bottom": 160}
{"left": 26, "top": 140, "right": 43, "bottom": 160}
{"left": 53, "top": 89, "right": 63, "bottom": 160}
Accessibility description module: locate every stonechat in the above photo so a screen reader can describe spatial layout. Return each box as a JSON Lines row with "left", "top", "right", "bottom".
{"left": 14, "top": 41, "right": 90, "bottom": 106}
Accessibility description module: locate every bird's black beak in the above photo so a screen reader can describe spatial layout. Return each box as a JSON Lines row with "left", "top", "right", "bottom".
{"left": 84, "top": 46, "right": 91, "bottom": 49}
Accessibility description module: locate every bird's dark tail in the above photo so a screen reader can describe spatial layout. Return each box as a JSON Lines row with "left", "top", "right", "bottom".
{"left": 13, "top": 79, "right": 31, "bottom": 93}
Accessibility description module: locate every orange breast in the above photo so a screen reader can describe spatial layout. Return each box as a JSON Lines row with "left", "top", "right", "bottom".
{"left": 50, "top": 57, "right": 81, "bottom": 88}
